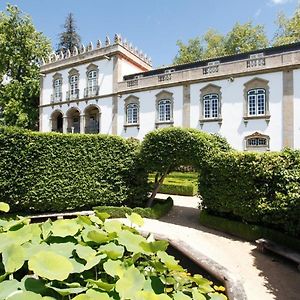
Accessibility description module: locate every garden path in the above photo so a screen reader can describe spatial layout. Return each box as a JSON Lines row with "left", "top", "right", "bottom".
{"left": 138, "top": 194, "right": 300, "bottom": 300}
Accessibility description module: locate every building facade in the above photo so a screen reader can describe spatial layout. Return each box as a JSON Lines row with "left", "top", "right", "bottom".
{"left": 39, "top": 35, "right": 300, "bottom": 151}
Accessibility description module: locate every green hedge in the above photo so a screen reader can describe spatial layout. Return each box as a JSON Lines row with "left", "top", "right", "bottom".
{"left": 150, "top": 182, "right": 197, "bottom": 196}
{"left": 94, "top": 197, "right": 174, "bottom": 219}
{"left": 199, "top": 149, "right": 300, "bottom": 238}
{"left": 199, "top": 210, "right": 300, "bottom": 251}
{"left": 0, "top": 127, "right": 148, "bottom": 213}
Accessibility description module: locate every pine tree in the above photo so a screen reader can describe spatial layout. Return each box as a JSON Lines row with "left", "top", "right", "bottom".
{"left": 58, "top": 13, "right": 81, "bottom": 51}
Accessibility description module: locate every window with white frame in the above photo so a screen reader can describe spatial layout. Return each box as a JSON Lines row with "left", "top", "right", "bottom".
{"left": 203, "top": 94, "right": 219, "bottom": 118}
{"left": 158, "top": 99, "right": 171, "bottom": 122}
{"left": 70, "top": 75, "right": 79, "bottom": 98}
{"left": 54, "top": 78, "right": 62, "bottom": 100}
{"left": 87, "top": 70, "right": 97, "bottom": 95}
{"left": 126, "top": 103, "right": 139, "bottom": 124}
{"left": 247, "top": 89, "right": 266, "bottom": 116}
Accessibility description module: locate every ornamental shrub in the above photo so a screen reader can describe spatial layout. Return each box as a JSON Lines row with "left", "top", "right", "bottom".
{"left": 0, "top": 204, "right": 227, "bottom": 299}
{"left": 0, "top": 127, "right": 148, "bottom": 213}
{"left": 199, "top": 149, "right": 300, "bottom": 238}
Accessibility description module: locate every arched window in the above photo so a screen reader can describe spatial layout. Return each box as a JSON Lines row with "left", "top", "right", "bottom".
{"left": 247, "top": 89, "right": 266, "bottom": 116}
{"left": 158, "top": 99, "right": 171, "bottom": 122}
{"left": 203, "top": 94, "right": 219, "bottom": 118}
{"left": 126, "top": 103, "right": 139, "bottom": 124}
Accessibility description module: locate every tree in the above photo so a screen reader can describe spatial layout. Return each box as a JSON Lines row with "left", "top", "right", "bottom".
{"left": 57, "top": 13, "right": 81, "bottom": 51}
{"left": 173, "top": 37, "right": 203, "bottom": 64}
{"left": 225, "top": 22, "right": 269, "bottom": 55}
{"left": 0, "top": 5, "right": 51, "bottom": 129}
{"left": 173, "top": 22, "right": 269, "bottom": 64}
{"left": 202, "top": 29, "right": 226, "bottom": 59}
{"left": 273, "top": 8, "right": 300, "bottom": 46}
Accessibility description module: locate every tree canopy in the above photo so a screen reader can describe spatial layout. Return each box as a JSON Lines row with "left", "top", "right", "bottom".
{"left": 57, "top": 13, "right": 81, "bottom": 52}
{"left": 173, "top": 21, "right": 269, "bottom": 64}
{"left": 273, "top": 8, "right": 300, "bottom": 46}
{"left": 0, "top": 4, "right": 50, "bottom": 129}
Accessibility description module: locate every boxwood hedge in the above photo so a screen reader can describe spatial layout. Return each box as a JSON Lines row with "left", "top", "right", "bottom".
{"left": 199, "top": 149, "right": 300, "bottom": 238}
{"left": 0, "top": 127, "right": 148, "bottom": 213}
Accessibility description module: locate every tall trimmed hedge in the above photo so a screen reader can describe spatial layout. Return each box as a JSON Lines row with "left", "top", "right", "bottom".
{"left": 0, "top": 127, "right": 148, "bottom": 213}
{"left": 199, "top": 149, "right": 300, "bottom": 238}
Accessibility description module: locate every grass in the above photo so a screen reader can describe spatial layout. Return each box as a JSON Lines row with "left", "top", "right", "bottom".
{"left": 148, "top": 172, "right": 198, "bottom": 196}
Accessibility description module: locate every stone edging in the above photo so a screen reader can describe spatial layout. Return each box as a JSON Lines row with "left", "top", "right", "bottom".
{"left": 140, "top": 231, "right": 247, "bottom": 300}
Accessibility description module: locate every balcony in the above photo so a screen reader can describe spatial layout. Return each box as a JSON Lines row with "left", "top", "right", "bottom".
{"left": 247, "top": 57, "right": 265, "bottom": 68}
{"left": 84, "top": 86, "right": 99, "bottom": 98}
{"left": 50, "top": 93, "right": 62, "bottom": 103}
{"left": 203, "top": 65, "right": 219, "bottom": 75}
{"left": 158, "top": 73, "right": 172, "bottom": 82}
{"left": 66, "top": 89, "right": 79, "bottom": 101}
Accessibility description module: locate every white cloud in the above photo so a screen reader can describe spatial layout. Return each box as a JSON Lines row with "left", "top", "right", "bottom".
{"left": 269, "top": 0, "right": 291, "bottom": 4}
{"left": 254, "top": 8, "right": 262, "bottom": 18}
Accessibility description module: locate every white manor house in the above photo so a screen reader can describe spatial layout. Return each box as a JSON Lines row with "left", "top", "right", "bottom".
{"left": 39, "top": 34, "right": 300, "bottom": 151}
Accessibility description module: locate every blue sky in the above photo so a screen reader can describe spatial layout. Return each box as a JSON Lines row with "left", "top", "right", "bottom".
{"left": 0, "top": 0, "right": 299, "bottom": 67}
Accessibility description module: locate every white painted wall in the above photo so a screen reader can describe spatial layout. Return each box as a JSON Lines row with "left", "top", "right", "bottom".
{"left": 41, "top": 58, "right": 113, "bottom": 106}
{"left": 294, "top": 69, "right": 300, "bottom": 149}
{"left": 190, "top": 72, "right": 283, "bottom": 150}
{"left": 119, "top": 58, "right": 147, "bottom": 78}
{"left": 118, "top": 86, "right": 183, "bottom": 139}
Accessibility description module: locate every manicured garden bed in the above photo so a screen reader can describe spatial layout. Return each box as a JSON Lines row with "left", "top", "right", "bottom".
{"left": 149, "top": 172, "right": 198, "bottom": 196}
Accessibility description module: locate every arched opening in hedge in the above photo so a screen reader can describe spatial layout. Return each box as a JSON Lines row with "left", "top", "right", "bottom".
{"left": 139, "top": 127, "right": 231, "bottom": 206}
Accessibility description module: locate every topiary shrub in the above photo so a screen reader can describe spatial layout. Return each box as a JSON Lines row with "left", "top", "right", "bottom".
{"left": 0, "top": 126, "right": 148, "bottom": 214}
{"left": 0, "top": 203, "right": 227, "bottom": 299}
{"left": 200, "top": 149, "right": 300, "bottom": 238}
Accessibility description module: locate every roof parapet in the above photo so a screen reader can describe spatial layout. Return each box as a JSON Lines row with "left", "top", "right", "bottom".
{"left": 41, "top": 34, "right": 152, "bottom": 67}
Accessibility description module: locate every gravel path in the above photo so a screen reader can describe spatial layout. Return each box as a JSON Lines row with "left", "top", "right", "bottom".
{"left": 137, "top": 194, "right": 300, "bottom": 300}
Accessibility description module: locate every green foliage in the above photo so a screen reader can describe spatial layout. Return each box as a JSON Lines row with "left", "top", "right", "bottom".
{"left": 0, "top": 207, "right": 227, "bottom": 299}
{"left": 225, "top": 22, "right": 268, "bottom": 55}
{"left": 0, "top": 5, "right": 51, "bottom": 129}
{"left": 173, "top": 22, "right": 268, "bottom": 64}
{"left": 199, "top": 210, "right": 300, "bottom": 252}
{"left": 199, "top": 149, "right": 300, "bottom": 238}
{"left": 94, "top": 197, "right": 174, "bottom": 219}
{"left": 173, "top": 38, "right": 203, "bottom": 64}
{"left": 0, "top": 127, "right": 148, "bottom": 213}
{"left": 57, "top": 13, "right": 81, "bottom": 52}
{"left": 273, "top": 8, "right": 300, "bottom": 46}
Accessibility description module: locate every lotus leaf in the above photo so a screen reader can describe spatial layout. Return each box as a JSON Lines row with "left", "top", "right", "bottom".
{"left": 173, "top": 292, "right": 191, "bottom": 300}
{"left": 28, "top": 251, "right": 73, "bottom": 281}
{"left": 2, "top": 244, "right": 25, "bottom": 273}
{"left": 115, "top": 266, "right": 145, "bottom": 299}
{"left": 86, "top": 279, "right": 115, "bottom": 291}
{"left": 117, "top": 229, "right": 147, "bottom": 253}
{"left": 126, "top": 212, "right": 144, "bottom": 226}
{"left": 103, "top": 259, "right": 125, "bottom": 278}
{"left": 6, "top": 291, "right": 43, "bottom": 300}
{"left": 0, "top": 279, "right": 21, "bottom": 299}
{"left": 51, "top": 219, "right": 81, "bottom": 237}
{"left": 103, "top": 220, "right": 122, "bottom": 233}
{"left": 99, "top": 242, "right": 124, "bottom": 259}
{"left": 0, "top": 202, "right": 9, "bottom": 213}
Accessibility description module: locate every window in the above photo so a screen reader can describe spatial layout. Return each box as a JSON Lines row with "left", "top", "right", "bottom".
{"left": 85, "top": 64, "right": 99, "bottom": 97}
{"left": 245, "top": 132, "right": 270, "bottom": 151}
{"left": 124, "top": 95, "right": 140, "bottom": 128}
{"left": 203, "top": 94, "right": 219, "bottom": 118}
{"left": 158, "top": 99, "right": 171, "bottom": 122}
{"left": 52, "top": 73, "right": 62, "bottom": 102}
{"left": 67, "top": 69, "right": 80, "bottom": 101}
{"left": 155, "top": 91, "right": 173, "bottom": 126}
{"left": 247, "top": 89, "right": 266, "bottom": 116}
{"left": 199, "top": 84, "right": 222, "bottom": 126}
{"left": 126, "top": 103, "right": 138, "bottom": 124}
{"left": 243, "top": 78, "right": 270, "bottom": 123}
